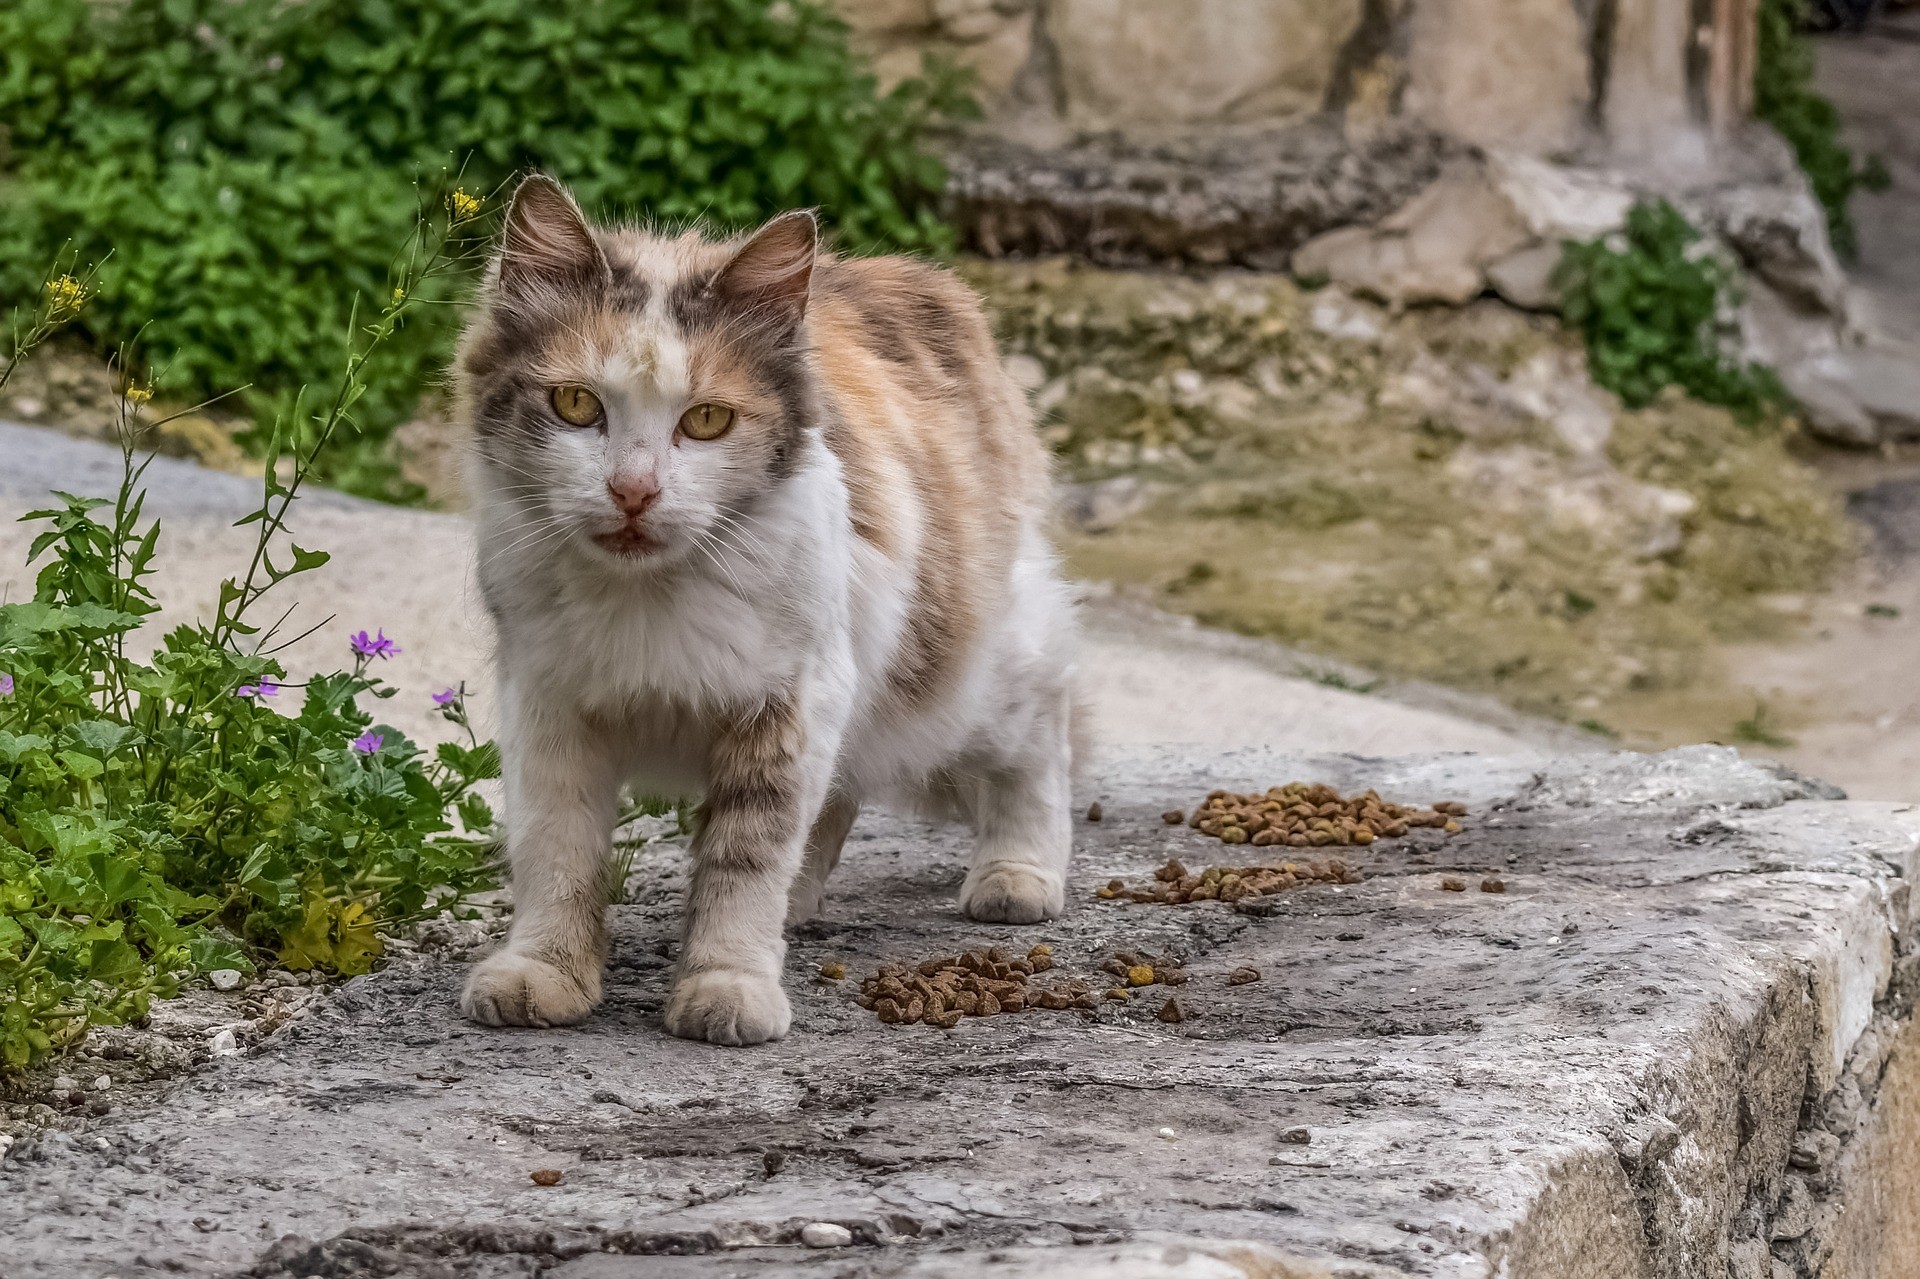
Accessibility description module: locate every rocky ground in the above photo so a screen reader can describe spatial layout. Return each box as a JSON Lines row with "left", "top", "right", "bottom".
{"left": 2, "top": 745, "right": 1915, "bottom": 1278}
{"left": 972, "top": 260, "right": 1855, "bottom": 755}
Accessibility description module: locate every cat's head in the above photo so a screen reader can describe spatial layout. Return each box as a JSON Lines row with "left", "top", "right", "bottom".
{"left": 457, "top": 174, "right": 820, "bottom": 570}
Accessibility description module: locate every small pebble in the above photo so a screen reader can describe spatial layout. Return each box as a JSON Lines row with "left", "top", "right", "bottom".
{"left": 819, "top": 961, "right": 846, "bottom": 981}
{"left": 1280, "top": 1125, "right": 1312, "bottom": 1144}
{"left": 91, "top": 1075, "right": 110, "bottom": 1091}
{"left": 51, "top": 1076, "right": 77, "bottom": 1094}
{"left": 1162, "top": 809, "right": 1186, "bottom": 825}
{"left": 763, "top": 1150, "right": 787, "bottom": 1176}
{"left": 1480, "top": 877, "right": 1506, "bottom": 894}
{"left": 801, "top": 1222, "right": 853, "bottom": 1248}
{"left": 1157, "top": 1127, "right": 1177, "bottom": 1141}
{"left": 209, "top": 969, "right": 243, "bottom": 991}
{"left": 1228, "top": 966, "right": 1261, "bottom": 986}
{"left": 209, "top": 1029, "right": 238, "bottom": 1055}
{"left": 530, "top": 1169, "right": 563, "bottom": 1186}
{"left": 1157, "top": 997, "right": 1186, "bottom": 1024}
{"left": 1085, "top": 802, "right": 1103, "bottom": 822}
{"left": 1440, "top": 877, "right": 1467, "bottom": 892}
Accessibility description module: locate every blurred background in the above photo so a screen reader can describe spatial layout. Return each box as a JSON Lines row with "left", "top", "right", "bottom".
{"left": 2, "top": 0, "right": 1918, "bottom": 795}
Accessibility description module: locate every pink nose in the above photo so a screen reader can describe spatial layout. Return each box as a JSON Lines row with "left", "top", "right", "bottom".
{"left": 608, "top": 473, "right": 660, "bottom": 518}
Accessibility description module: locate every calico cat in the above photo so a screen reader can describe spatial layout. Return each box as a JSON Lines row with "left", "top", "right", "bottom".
{"left": 453, "top": 175, "right": 1077, "bottom": 1045}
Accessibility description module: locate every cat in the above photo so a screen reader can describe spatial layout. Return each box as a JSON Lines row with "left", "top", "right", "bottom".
{"left": 452, "top": 175, "right": 1078, "bottom": 1045}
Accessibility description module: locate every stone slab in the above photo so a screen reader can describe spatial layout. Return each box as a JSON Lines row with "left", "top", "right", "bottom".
{"left": 2, "top": 745, "right": 1916, "bottom": 1277}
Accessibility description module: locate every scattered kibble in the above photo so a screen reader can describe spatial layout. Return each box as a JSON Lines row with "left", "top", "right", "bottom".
{"left": 1157, "top": 997, "right": 1186, "bottom": 1024}
{"left": 1182, "top": 783, "right": 1465, "bottom": 849}
{"left": 1480, "top": 877, "right": 1506, "bottom": 894}
{"left": 1105, "top": 987, "right": 1131, "bottom": 1002}
{"left": 856, "top": 945, "right": 1090, "bottom": 1027}
{"left": 1441, "top": 877, "right": 1467, "bottom": 892}
{"left": 819, "top": 961, "right": 846, "bottom": 981}
{"left": 1098, "top": 854, "right": 1361, "bottom": 905}
{"left": 1162, "top": 809, "right": 1187, "bottom": 825}
{"left": 1280, "top": 1125, "right": 1312, "bottom": 1144}
{"left": 1085, "top": 802, "right": 1103, "bottom": 822}
{"left": 1228, "top": 966, "right": 1261, "bottom": 986}
{"left": 530, "top": 1169, "right": 563, "bottom": 1186}
{"left": 1102, "top": 950, "right": 1187, "bottom": 987}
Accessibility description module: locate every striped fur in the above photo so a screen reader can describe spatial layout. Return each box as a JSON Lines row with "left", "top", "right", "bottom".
{"left": 454, "top": 177, "right": 1077, "bottom": 1045}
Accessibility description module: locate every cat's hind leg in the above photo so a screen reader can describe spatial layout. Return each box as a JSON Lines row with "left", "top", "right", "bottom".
{"left": 786, "top": 792, "right": 859, "bottom": 926}
{"left": 956, "top": 684, "right": 1074, "bottom": 924}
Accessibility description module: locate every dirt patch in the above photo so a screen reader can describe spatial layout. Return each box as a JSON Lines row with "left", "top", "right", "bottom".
{"left": 970, "top": 258, "right": 1855, "bottom": 736}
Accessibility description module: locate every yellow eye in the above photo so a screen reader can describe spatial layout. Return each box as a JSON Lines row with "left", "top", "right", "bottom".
{"left": 678, "top": 403, "right": 736, "bottom": 441}
{"left": 550, "top": 384, "right": 603, "bottom": 426}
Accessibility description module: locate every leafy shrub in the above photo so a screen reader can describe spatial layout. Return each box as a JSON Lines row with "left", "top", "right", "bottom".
{"left": 1554, "top": 201, "right": 1786, "bottom": 420}
{"left": 0, "top": 0, "right": 967, "bottom": 497}
{"left": 0, "top": 217, "right": 500, "bottom": 1072}
{"left": 1755, "top": 0, "right": 1889, "bottom": 259}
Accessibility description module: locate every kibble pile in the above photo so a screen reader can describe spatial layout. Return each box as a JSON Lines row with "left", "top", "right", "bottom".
{"left": 856, "top": 945, "right": 1101, "bottom": 1028}
{"left": 1100, "top": 855, "right": 1360, "bottom": 904}
{"left": 1173, "top": 783, "right": 1466, "bottom": 848}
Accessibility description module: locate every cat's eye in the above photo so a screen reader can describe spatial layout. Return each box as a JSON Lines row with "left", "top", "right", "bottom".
{"left": 678, "top": 403, "right": 736, "bottom": 441}
{"left": 550, "top": 384, "right": 604, "bottom": 427}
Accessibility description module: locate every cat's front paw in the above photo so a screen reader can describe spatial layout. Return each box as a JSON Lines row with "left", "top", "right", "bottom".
{"left": 959, "top": 862, "right": 1064, "bottom": 924}
{"left": 461, "top": 950, "right": 600, "bottom": 1028}
{"left": 664, "top": 968, "right": 791, "bottom": 1046}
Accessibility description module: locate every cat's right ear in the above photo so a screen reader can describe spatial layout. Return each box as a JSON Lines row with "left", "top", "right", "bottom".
{"left": 494, "top": 174, "right": 609, "bottom": 298}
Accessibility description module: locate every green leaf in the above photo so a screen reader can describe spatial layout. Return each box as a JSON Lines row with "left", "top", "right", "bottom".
{"left": 87, "top": 938, "right": 146, "bottom": 986}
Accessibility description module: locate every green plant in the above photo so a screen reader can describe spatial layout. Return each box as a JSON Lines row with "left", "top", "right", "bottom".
{"left": 0, "top": 0, "right": 970, "bottom": 499}
{"left": 0, "top": 210, "right": 500, "bottom": 1072}
{"left": 1555, "top": 201, "right": 1786, "bottom": 420}
{"left": 1732, "top": 700, "right": 1795, "bottom": 749}
{"left": 1755, "top": 0, "right": 1890, "bottom": 259}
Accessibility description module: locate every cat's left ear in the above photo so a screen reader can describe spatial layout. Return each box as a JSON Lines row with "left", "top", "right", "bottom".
{"left": 712, "top": 210, "right": 818, "bottom": 334}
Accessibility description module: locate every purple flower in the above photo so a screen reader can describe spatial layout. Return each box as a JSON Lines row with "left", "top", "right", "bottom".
{"left": 0, "top": 673, "right": 13, "bottom": 697}
{"left": 432, "top": 687, "right": 459, "bottom": 708}
{"left": 349, "top": 629, "right": 402, "bottom": 660}
{"left": 350, "top": 731, "right": 384, "bottom": 755}
{"left": 235, "top": 678, "right": 280, "bottom": 700}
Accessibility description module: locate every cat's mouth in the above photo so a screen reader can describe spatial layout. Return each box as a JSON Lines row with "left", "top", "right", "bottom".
{"left": 590, "top": 526, "right": 663, "bottom": 558}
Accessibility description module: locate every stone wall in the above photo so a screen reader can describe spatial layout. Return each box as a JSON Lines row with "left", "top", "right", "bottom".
{"left": 833, "top": 0, "right": 1761, "bottom": 158}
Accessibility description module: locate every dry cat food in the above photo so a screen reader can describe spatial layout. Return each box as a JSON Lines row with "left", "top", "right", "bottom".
{"left": 529, "top": 1169, "right": 563, "bottom": 1186}
{"left": 856, "top": 945, "right": 1099, "bottom": 1028}
{"left": 1099, "top": 855, "right": 1361, "bottom": 904}
{"left": 1441, "top": 876, "right": 1507, "bottom": 894}
{"left": 1097, "top": 950, "right": 1190, "bottom": 999}
{"left": 1185, "top": 783, "right": 1465, "bottom": 848}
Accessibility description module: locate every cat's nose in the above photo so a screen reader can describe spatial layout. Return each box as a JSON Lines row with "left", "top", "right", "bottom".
{"left": 607, "top": 473, "right": 660, "bottom": 518}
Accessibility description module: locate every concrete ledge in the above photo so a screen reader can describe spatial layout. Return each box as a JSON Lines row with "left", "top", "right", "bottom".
{"left": 1, "top": 746, "right": 1916, "bottom": 1277}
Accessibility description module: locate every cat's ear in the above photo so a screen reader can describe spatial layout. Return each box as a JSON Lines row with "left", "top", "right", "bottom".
{"left": 496, "top": 174, "right": 608, "bottom": 297}
{"left": 712, "top": 210, "right": 817, "bottom": 333}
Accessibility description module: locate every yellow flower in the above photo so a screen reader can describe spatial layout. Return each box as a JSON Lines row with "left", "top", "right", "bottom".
{"left": 448, "top": 189, "right": 481, "bottom": 223}
{"left": 125, "top": 384, "right": 153, "bottom": 407}
{"left": 45, "top": 274, "right": 88, "bottom": 320}
{"left": 391, "top": 286, "right": 406, "bottom": 305}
